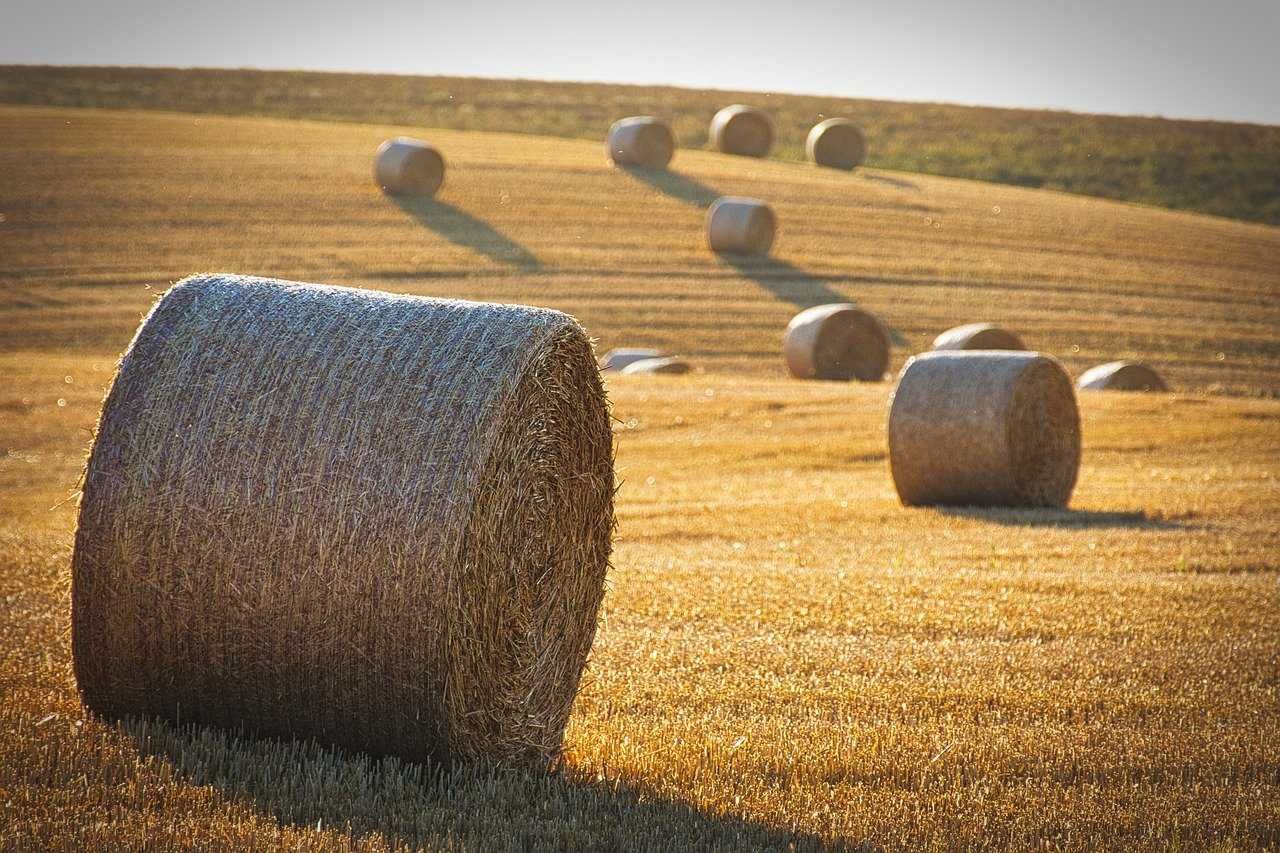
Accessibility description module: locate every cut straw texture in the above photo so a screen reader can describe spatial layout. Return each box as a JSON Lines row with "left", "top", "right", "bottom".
{"left": 888, "top": 351, "right": 1081, "bottom": 507}
{"left": 932, "top": 323, "right": 1026, "bottom": 351}
{"left": 606, "top": 116, "right": 676, "bottom": 169}
{"left": 1077, "top": 360, "right": 1167, "bottom": 392}
{"left": 806, "top": 118, "right": 867, "bottom": 170}
{"left": 783, "top": 303, "right": 890, "bottom": 381}
{"left": 707, "top": 197, "right": 776, "bottom": 256}
{"left": 709, "top": 105, "right": 774, "bottom": 158}
{"left": 374, "top": 137, "right": 445, "bottom": 197}
{"left": 71, "top": 274, "right": 614, "bottom": 770}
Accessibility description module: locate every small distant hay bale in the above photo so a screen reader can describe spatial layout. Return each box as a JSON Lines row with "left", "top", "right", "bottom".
{"left": 707, "top": 197, "right": 776, "bottom": 256}
{"left": 71, "top": 274, "right": 614, "bottom": 770}
{"left": 374, "top": 137, "right": 445, "bottom": 197}
{"left": 619, "top": 356, "right": 691, "bottom": 375}
{"left": 805, "top": 118, "right": 867, "bottom": 170}
{"left": 600, "top": 347, "right": 663, "bottom": 372}
{"left": 606, "top": 116, "right": 676, "bottom": 169}
{"left": 888, "top": 351, "right": 1081, "bottom": 507}
{"left": 709, "top": 105, "right": 773, "bottom": 158}
{"left": 782, "top": 303, "right": 890, "bottom": 381}
{"left": 932, "top": 323, "right": 1026, "bottom": 351}
{"left": 1077, "top": 360, "right": 1167, "bottom": 392}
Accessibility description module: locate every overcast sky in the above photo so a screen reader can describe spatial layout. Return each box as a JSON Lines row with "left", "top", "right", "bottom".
{"left": 2, "top": 0, "right": 1277, "bottom": 125}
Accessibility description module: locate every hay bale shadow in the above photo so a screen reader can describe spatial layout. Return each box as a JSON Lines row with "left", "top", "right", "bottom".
{"left": 862, "top": 173, "right": 920, "bottom": 191}
{"left": 937, "top": 507, "right": 1187, "bottom": 529}
{"left": 392, "top": 197, "right": 541, "bottom": 271}
{"left": 621, "top": 165, "right": 722, "bottom": 209}
{"left": 124, "top": 717, "right": 854, "bottom": 851}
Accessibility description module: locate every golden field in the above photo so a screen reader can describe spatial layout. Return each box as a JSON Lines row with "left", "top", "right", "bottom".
{"left": 1, "top": 104, "right": 1278, "bottom": 849}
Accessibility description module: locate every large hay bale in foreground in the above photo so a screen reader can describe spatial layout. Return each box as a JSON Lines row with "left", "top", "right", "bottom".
{"left": 72, "top": 274, "right": 614, "bottom": 770}
{"left": 783, "top": 303, "right": 890, "bottom": 381}
{"left": 888, "top": 351, "right": 1080, "bottom": 507}
{"left": 1077, "top": 360, "right": 1167, "bottom": 392}
{"left": 606, "top": 116, "right": 676, "bottom": 169}
{"left": 709, "top": 105, "right": 773, "bottom": 158}
{"left": 707, "top": 197, "right": 776, "bottom": 256}
{"left": 620, "top": 356, "right": 692, "bottom": 375}
{"left": 805, "top": 118, "right": 867, "bottom": 170}
{"left": 600, "top": 347, "right": 663, "bottom": 372}
{"left": 932, "top": 322, "right": 1026, "bottom": 351}
{"left": 374, "top": 137, "right": 445, "bottom": 197}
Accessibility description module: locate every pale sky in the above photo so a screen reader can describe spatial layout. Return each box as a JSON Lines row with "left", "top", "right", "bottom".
{"left": 2, "top": 0, "right": 1278, "bottom": 125}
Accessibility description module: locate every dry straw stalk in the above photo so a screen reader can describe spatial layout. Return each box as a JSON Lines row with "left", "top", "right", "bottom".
{"left": 606, "top": 116, "right": 676, "bottom": 169}
{"left": 709, "top": 105, "right": 773, "bottom": 158}
{"left": 374, "top": 137, "right": 445, "bottom": 197}
{"left": 805, "top": 118, "right": 867, "bottom": 170}
{"left": 932, "top": 322, "right": 1026, "bottom": 351}
{"left": 706, "top": 197, "right": 776, "bottom": 256}
{"left": 1077, "top": 360, "right": 1167, "bottom": 391}
{"left": 72, "top": 274, "right": 614, "bottom": 770}
{"left": 888, "top": 351, "right": 1081, "bottom": 507}
{"left": 782, "top": 303, "right": 890, "bottom": 381}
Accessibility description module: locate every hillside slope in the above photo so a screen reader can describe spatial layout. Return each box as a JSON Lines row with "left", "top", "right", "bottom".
{"left": 3, "top": 65, "right": 1279, "bottom": 225}
{"left": 2, "top": 105, "right": 1277, "bottom": 396}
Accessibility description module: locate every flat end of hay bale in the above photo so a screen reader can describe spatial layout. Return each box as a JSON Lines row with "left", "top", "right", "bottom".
{"left": 707, "top": 196, "right": 776, "bottom": 256}
{"left": 709, "top": 105, "right": 774, "bottom": 158}
{"left": 72, "top": 274, "right": 613, "bottom": 770}
{"left": 375, "top": 137, "right": 445, "bottom": 197}
{"left": 607, "top": 116, "right": 676, "bottom": 169}
{"left": 932, "top": 322, "right": 1026, "bottom": 352}
{"left": 1077, "top": 360, "right": 1168, "bottom": 392}
{"left": 888, "top": 350, "right": 1080, "bottom": 508}
{"left": 783, "top": 303, "right": 890, "bottom": 381}
{"left": 806, "top": 118, "right": 867, "bottom": 170}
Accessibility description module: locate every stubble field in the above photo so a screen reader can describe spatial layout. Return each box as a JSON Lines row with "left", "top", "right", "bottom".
{"left": 1, "top": 104, "right": 1278, "bottom": 850}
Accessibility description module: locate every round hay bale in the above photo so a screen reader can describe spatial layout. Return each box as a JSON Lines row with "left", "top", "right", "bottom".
{"left": 707, "top": 196, "right": 776, "bottom": 256}
{"left": 932, "top": 322, "right": 1026, "bottom": 351}
{"left": 709, "top": 105, "right": 773, "bottom": 158}
{"left": 1077, "top": 360, "right": 1167, "bottom": 392}
{"left": 619, "top": 356, "right": 691, "bottom": 375}
{"left": 600, "top": 347, "right": 663, "bottom": 372}
{"left": 71, "top": 274, "right": 614, "bottom": 770}
{"left": 887, "top": 351, "right": 1080, "bottom": 507}
{"left": 782, "top": 303, "right": 890, "bottom": 381}
{"left": 374, "top": 137, "right": 445, "bottom": 197}
{"left": 805, "top": 118, "right": 867, "bottom": 170}
{"left": 606, "top": 116, "right": 676, "bottom": 169}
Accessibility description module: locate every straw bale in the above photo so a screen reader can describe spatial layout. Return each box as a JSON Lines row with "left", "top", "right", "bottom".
{"left": 619, "top": 356, "right": 691, "bottom": 375}
{"left": 606, "top": 116, "right": 676, "bottom": 168}
{"left": 888, "top": 351, "right": 1080, "bottom": 507}
{"left": 374, "top": 137, "right": 445, "bottom": 197}
{"left": 1077, "top": 360, "right": 1167, "bottom": 392}
{"left": 707, "top": 197, "right": 775, "bottom": 256}
{"left": 805, "top": 118, "right": 866, "bottom": 170}
{"left": 932, "top": 322, "right": 1026, "bottom": 351}
{"left": 600, "top": 347, "right": 663, "bottom": 372}
{"left": 71, "top": 273, "right": 613, "bottom": 769}
{"left": 709, "top": 105, "right": 773, "bottom": 157}
{"left": 782, "top": 303, "right": 890, "bottom": 381}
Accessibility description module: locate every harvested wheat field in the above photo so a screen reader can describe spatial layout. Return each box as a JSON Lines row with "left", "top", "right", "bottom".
{"left": 1, "top": 103, "right": 1279, "bottom": 850}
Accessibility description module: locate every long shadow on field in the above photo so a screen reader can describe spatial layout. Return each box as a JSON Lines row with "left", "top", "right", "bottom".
{"left": 125, "top": 717, "right": 852, "bottom": 851}
{"left": 938, "top": 507, "right": 1186, "bottom": 530}
{"left": 392, "top": 197, "right": 541, "bottom": 271}
{"left": 622, "top": 165, "right": 908, "bottom": 341}
{"left": 862, "top": 173, "right": 920, "bottom": 191}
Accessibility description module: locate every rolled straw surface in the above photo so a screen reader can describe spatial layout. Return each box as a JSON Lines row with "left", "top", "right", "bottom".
{"left": 783, "top": 303, "right": 890, "bottom": 381}
{"left": 805, "top": 119, "right": 867, "bottom": 170}
{"left": 707, "top": 197, "right": 776, "bottom": 256}
{"left": 888, "top": 351, "right": 1080, "bottom": 507}
{"left": 606, "top": 116, "right": 676, "bottom": 168}
{"left": 374, "top": 137, "right": 445, "bottom": 197}
{"left": 72, "top": 274, "right": 614, "bottom": 769}
{"left": 1077, "top": 360, "right": 1167, "bottom": 392}
{"left": 932, "top": 322, "right": 1026, "bottom": 351}
{"left": 709, "top": 105, "right": 773, "bottom": 157}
